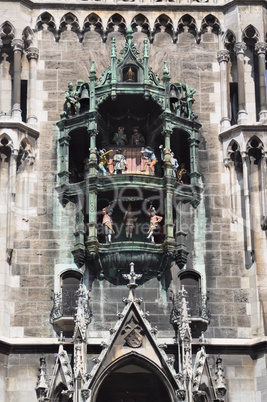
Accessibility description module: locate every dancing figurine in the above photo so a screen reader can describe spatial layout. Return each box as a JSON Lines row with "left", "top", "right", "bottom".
{"left": 141, "top": 146, "right": 157, "bottom": 175}
{"left": 102, "top": 205, "right": 115, "bottom": 243}
{"left": 147, "top": 204, "right": 163, "bottom": 243}
{"left": 98, "top": 149, "right": 113, "bottom": 176}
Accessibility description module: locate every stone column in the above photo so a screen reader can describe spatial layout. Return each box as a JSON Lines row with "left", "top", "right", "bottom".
{"left": 6, "top": 149, "right": 17, "bottom": 264}
{"left": 241, "top": 151, "right": 253, "bottom": 266}
{"left": 217, "top": 49, "right": 231, "bottom": 130}
{"left": 234, "top": 42, "right": 248, "bottom": 124}
{"left": 11, "top": 39, "right": 24, "bottom": 120}
{"left": 26, "top": 47, "right": 39, "bottom": 125}
{"left": 255, "top": 42, "right": 267, "bottom": 123}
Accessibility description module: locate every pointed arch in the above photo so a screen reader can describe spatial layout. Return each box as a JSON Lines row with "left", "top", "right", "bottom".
{"left": 247, "top": 136, "right": 263, "bottom": 164}
{"left": 131, "top": 14, "right": 150, "bottom": 37}
{"left": 0, "top": 21, "right": 16, "bottom": 44}
{"left": 83, "top": 13, "right": 103, "bottom": 37}
{"left": 59, "top": 12, "right": 81, "bottom": 41}
{"left": 22, "top": 26, "right": 34, "bottom": 48}
{"left": 152, "top": 14, "right": 174, "bottom": 41}
{"left": 223, "top": 29, "right": 236, "bottom": 51}
{"left": 242, "top": 24, "right": 260, "bottom": 45}
{"left": 35, "top": 12, "right": 57, "bottom": 33}
{"left": 92, "top": 353, "right": 178, "bottom": 402}
{"left": 106, "top": 13, "right": 127, "bottom": 34}
{"left": 200, "top": 14, "right": 221, "bottom": 35}
{"left": 177, "top": 14, "right": 198, "bottom": 41}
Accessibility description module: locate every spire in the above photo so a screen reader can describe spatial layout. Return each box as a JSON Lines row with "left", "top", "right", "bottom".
{"left": 36, "top": 356, "right": 48, "bottom": 401}
{"left": 215, "top": 356, "right": 227, "bottom": 400}
{"left": 125, "top": 26, "right": 133, "bottom": 45}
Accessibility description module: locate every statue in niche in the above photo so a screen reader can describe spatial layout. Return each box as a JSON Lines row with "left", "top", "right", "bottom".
{"left": 123, "top": 203, "right": 137, "bottom": 240}
{"left": 102, "top": 205, "right": 115, "bottom": 244}
{"left": 177, "top": 163, "right": 188, "bottom": 184}
{"left": 63, "top": 81, "right": 80, "bottom": 116}
{"left": 130, "top": 127, "right": 145, "bottom": 146}
{"left": 112, "top": 126, "right": 128, "bottom": 146}
{"left": 147, "top": 204, "right": 163, "bottom": 243}
{"left": 113, "top": 149, "right": 127, "bottom": 174}
{"left": 141, "top": 146, "right": 157, "bottom": 175}
{"left": 98, "top": 149, "right": 113, "bottom": 176}
{"left": 126, "top": 66, "right": 135, "bottom": 81}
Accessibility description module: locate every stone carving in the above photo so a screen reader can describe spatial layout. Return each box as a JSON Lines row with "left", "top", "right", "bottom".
{"left": 170, "top": 83, "right": 196, "bottom": 120}
{"left": 121, "top": 316, "right": 143, "bottom": 348}
{"left": 63, "top": 81, "right": 80, "bottom": 117}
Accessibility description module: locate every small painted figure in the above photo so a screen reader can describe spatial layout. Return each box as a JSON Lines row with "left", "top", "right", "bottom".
{"left": 171, "top": 152, "right": 179, "bottom": 179}
{"left": 112, "top": 126, "right": 128, "bottom": 146}
{"left": 98, "top": 149, "right": 112, "bottom": 176}
{"left": 177, "top": 163, "right": 188, "bottom": 184}
{"left": 123, "top": 203, "right": 137, "bottom": 240}
{"left": 113, "top": 149, "right": 127, "bottom": 174}
{"left": 141, "top": 146, "right": 157, "bottom": 175}
{"left": 102, "top": 205, "right": 115, "bottom": 244}
{"left": 147, "top": 204, "right": 163, "bottom": 243}
{"left": 126, "top": 66, "right": 135, "bottom": 81}
{"left": 130, "top": 127, "right": 145, "bottom": 146}
{"left": 64, "top": 82, "right": 79, "bottom": 116}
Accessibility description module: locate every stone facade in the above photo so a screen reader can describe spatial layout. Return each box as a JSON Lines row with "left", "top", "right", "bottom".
{"left": 0, "top": 1, "right": 267, "bottom": 402}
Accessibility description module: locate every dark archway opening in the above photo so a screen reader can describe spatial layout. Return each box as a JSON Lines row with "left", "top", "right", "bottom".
{"left": 96, "top": 365, "right": 170, "bottom": 402}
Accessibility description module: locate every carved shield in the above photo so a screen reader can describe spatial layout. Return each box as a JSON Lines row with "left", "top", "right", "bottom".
{"left": 125, "top": 327, "right": 143, "bottom": 348}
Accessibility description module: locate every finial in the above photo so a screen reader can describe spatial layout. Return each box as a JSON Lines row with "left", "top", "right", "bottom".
{"left": 122, "top": 262, "right": 142, "bottom": 290}
{"left": 111, "top": 37, "right": 116, "bottom": 58}
{"left": 143, "top": 37, "right": 148, "bottom": 58}
{"left": 126, "top": 26, "right": 133, "bottom": 45}
{"left": 163, "top": 61, "right": 170, "bottom": 78}
{"left": 90, "top": 60, "right": 96, "bottom": 80}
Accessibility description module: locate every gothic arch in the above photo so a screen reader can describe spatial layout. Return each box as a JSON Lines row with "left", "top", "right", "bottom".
{"left": 223, "top": 29, "right": 236, "bottom": 51}
{"left": 92, "top": 353, "right": 177, "bottom": 402}
{"left": 83, "top": 13, "right": 103, "bottom": 36}
{"left": 177, "top": 14, "right": 198, "bottom": 42}
{"left": 131, "top": 14, "right": 150, "bottom": 36}
{"left": 35, "top": 12, "right": 57, "bottom": 33}
{"left": 0, "top": 21, "right": 16, "bottom": 44}
{"left": 242, "top": 24, "right": 260, "bottom": 45}
{"left": 247, "top": 136, "right": 264, "bottom": 163}
{"left": 59, "top": 12, "right": 81, "bottom": 41}
{"left": 200, "top": 14, "right": 221, "bottom": 36}
{"left": 106, "top": 13, "right": 127, "bottom": 34}
{"left": 152, "top": 14, "right": 174, "bottom": 42}
{"left": 22, "top": 26, "right": 35, "bottom": 48}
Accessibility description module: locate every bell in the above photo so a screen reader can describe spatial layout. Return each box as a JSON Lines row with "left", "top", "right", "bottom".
{"left": 79, "top": 85, "right": 89, "bottom": 112}
{"left": 170, "top": 86, "right": 178, "bottom": 103}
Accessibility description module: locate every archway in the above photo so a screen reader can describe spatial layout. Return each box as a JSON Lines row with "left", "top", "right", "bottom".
{"left": 96, "top": 364, "right": 171, "bottom": 402}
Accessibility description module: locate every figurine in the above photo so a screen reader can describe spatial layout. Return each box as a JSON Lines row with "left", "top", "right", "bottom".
{"left": 112, "top": 126, "right": 128, "bottom": 146}
{"left": 183, "top": 83, "right": 196, "bottom": 120}
{"left": 130, "top": 127, "right": 145, "bottom": 146}
{"left": 123, "top": 203, "right": 137, "bottom": 240}
{"left": 113, "top": 149, "right": 127, "bottom": 174}
{"left": 63, "top": 81, "right": 79, "bottom": 116}
{"left": 177, "top": 163, "right": 188, "bottom": 184}
{"left": 171, "top": 152, "right": 179, "bottom": 178}
{"left": 102, "top": 205, "right": 115, "bottom": 243}
{"left": 126, "top": 67, "right": 135, "bottom": 81}
{"left": 141, "top": 146, "right": 157, "bottom": 175}
{"left": 147, "top": 204, "right": 163, "bottom": 243}
{"left": 98, "top": 149, "right": 113, "bottom": 176}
